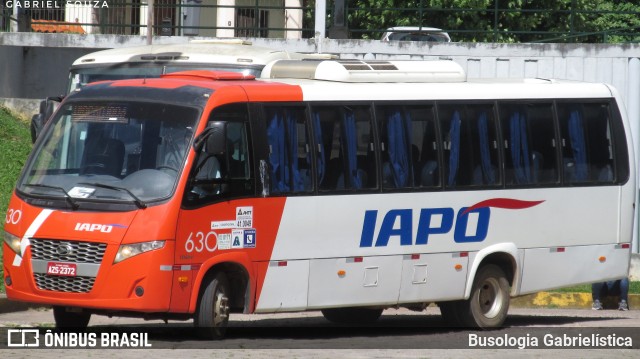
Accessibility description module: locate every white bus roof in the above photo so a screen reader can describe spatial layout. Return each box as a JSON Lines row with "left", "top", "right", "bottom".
{"left": 257, "top": 59, "right": 617, "bottom": 101}
{"left": 284, "top": 79, "right": 615, "bottom": 102}
{"left": 72, "top": 40, "right": 321, "bottom": 67}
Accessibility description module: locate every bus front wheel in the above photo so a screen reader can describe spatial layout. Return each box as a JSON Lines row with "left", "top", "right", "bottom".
{"left": 52, "top": 306, "right": 91, "bottom": 328}
{"left": 195, "top": 272, "right": 230, "bottom": 339}
{"left": 457, "top": 264, "right": 510, "bottom": 328}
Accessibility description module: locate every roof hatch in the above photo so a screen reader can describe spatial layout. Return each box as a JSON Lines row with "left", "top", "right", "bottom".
{"left": 161, "top": 70, "right": 256, "bottom": 81}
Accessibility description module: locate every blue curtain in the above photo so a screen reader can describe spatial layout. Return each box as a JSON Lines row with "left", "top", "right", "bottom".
{"left": 447, "top": 111, "right": 461, "bottom": 186}
{"left": 568, "top": 108, "right": 588, "bottom": 181}
{"left": 510, "top": 111, "right": 531, "bottom": 184}
{"left": 342, "top": 109, "right": 362, "bottom": 189}
{"left": 285, "top": 110, "right": 305, "bottom": 192}
{"left": 267, "top": 111, "right": 289, "bottom": 192}
{"left": 477, "top": 112, "right": 495, "bottom": 184}
{"left": 313, "top": 112, "right": 325, "bottom": 185}
{"left": 387, "top": 109, "right": 410, "bottom": 187}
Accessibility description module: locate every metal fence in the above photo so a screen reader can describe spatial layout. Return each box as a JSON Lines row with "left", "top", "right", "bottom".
{"left": 1, "top": 1, "right": 639, "bottom": 43}
{"left": 0, "top": 1, "right": 315, "bottom": 37}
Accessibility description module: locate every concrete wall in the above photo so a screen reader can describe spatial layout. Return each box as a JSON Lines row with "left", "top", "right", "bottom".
{"left": 1, "top": 33, "right": 639, "bottom": 99}
{"left": 0, "top": 45, "right": 105, "bottom": 99}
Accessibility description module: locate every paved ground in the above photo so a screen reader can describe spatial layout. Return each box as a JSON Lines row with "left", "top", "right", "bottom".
{"left": 1, "top": 292, "right": 639, "bottom": 357}
{"left": 1, "top": 306, "right": 639, "bottom": 357}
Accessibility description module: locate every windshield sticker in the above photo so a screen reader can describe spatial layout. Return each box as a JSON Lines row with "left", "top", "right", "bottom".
{"left": 71, "top": 104, "right": 129, "bottom": 123}
{"left": 68, "top": 187, "right": 96, "bottom": 198}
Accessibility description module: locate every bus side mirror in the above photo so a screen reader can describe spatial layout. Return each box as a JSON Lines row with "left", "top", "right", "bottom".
{"left": 205, "top": 122, "right": 226, "bottom": 155}
{"left": 31, "top": 96, "right": 64, "bottom": 143}
{"left": 194, "top": 122, "right": 226, "bottom": 154}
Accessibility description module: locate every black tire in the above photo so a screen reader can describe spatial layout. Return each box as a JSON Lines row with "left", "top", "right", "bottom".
{"left": 438, "top": 301, "right": 464, "bottom": 327}
{"left": 52, "top": 306, "right": 91, "bottom": 328}
{"left": 194, "top": 272, "right": 230, "bottom": 340}
{"left": 321, "top": 307, "right": 383, "bottom": 324}
{"left": 456, "top": 264, "right": 510, "bottom": 329}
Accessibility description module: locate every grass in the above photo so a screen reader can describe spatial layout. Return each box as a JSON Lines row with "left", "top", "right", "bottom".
{"left": 551, "top": 281, "right": 640, "bottom": 294}
{"left": 0, "top": 107, "right": 33, "bottom": 293}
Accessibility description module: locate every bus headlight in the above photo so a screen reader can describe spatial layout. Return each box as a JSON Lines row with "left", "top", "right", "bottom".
{"left": 3, "top": 231, "right": 22, "bottom": 256}
{"left": 114, "top": 240, "right": 165, "bottom": 264}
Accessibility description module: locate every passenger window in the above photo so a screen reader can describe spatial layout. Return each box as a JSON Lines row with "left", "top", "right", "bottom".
{"left": 410, "top": 107, "right": 440, "bottom": 188}
{"left": 377, "top": 105, "right": 439, "bottom": 189}
{"left": 439, "top": 104, "right": 500, "bottom": 188}
{"left": 311, "top": 105, "right": 377, "bottom": 191}
{"left": 500, "top": 103, "right": 558, "bottom": 186}
{"left": 557, "top": 103, "right": 614, "bottom": 184}
{"left": 265, "top": 106, "right": 313, "bottom": 194}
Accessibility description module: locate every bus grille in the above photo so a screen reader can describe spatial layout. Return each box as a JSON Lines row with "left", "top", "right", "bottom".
{"left": 30, "top": 239, "right": 107, "bottom": 264}
{"left": 34, "top": 273, "right": 96, "bottom": 293}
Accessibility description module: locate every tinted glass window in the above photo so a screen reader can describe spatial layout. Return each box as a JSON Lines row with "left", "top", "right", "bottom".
{"left": 311, "top": 105, "right": 377, "bottom": 191}
{"left": 187, "top": 104, "right": 253, "bottom": 205}
{"left": 500, "top": 103, "right": 558, "bottom": 186}
{"left": 377, "top": 105, "right": 440, "bottom": 189}
{"left": 557, "top": 103, "right": 614, "bottom": 184}
{"left": 439, "top": 104, "right": 500, "bottom": 188}
{"left": 265, "top": 106, "right": 313, "bottom": 194}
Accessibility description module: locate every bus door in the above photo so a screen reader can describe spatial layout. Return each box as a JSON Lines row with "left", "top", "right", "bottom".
{"left": 170, "top": 102, "right": 259, "bottom": 312}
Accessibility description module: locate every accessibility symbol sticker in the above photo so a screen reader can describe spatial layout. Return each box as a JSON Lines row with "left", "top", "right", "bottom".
{"left": 231, "top": 229, "right": 243, "bottom": 249}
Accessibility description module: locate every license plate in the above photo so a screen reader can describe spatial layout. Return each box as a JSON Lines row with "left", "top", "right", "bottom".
{"left": 46, "top": 262, "right": 77, "bottom": 277}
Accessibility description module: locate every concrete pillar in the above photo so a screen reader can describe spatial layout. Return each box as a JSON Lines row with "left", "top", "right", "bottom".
{"left": 285, "top": 0, "right": 302, "bottom": 39}
{"left": 314, "top": 0, "right": 326, "bottom": 39}
{"left": 216, "top": 0, "right": 235, "bottom": 37}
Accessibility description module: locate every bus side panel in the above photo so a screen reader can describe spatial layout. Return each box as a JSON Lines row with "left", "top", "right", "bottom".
{"left": 519, "top": 244, "right": 630, "bottom": 294}
{"left": 398, "top": 252, "right": 469, "bottom": 303}
{"left": 175, "top": 197, "right": 287, "bottom": 313}
{"left": 307, "top": 255, "right": 402, "bottom": 309}
{"left": 254, "top": 259, "right": 309, "bottom": 312}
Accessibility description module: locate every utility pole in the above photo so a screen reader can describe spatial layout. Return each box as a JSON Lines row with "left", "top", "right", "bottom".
{"left": 147, "top": 0, "right": 154, "bottom": 45}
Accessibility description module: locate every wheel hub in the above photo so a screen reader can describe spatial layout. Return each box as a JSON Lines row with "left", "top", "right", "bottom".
{"left": 213, "top": 292, "right": 230, "bottom": 326}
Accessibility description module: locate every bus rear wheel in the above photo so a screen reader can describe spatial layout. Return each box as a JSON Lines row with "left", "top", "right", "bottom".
{"left": 457, "top": 264, "right": 510, "bottom": 328}
{"left": 52, "top": 306, "right": 91, "bottom": 328}
{"left": 195, "top": 272, "right": 230, "bottom": 340}
{"left": 321, "top": 307, "right": 383, "bottom": 324}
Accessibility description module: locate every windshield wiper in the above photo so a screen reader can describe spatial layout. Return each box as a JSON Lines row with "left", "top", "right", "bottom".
{"left": 24, "top": 184, "right": 79, "bottom": 210}
{"left": 77, "top": 182, "right": 147, "bottom": 209}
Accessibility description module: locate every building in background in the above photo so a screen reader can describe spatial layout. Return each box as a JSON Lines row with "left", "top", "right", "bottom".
{"left": 7, "top": 0, "right": 304, "bottom": 38}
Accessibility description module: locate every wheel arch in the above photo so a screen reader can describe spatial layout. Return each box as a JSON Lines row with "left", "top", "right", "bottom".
{"left": 189, "top": 252, "right": 254, "bottom": 314}
{"left": 464, "top": 243, "right": 521, "bottom": 299}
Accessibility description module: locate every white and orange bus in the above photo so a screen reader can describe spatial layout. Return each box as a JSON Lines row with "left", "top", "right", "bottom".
{"left": 3, "top": 59, "right": 635, "bottom": 338}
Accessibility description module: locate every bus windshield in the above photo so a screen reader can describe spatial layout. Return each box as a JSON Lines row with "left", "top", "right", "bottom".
{"left": 68, "top": 66, "right": 165, "bottom": 93}
{"left": 18, "top": 101, "right": 199, "bottom": 208}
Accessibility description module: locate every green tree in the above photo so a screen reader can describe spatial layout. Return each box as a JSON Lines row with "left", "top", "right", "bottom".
{"left": 341, "top": 0, "right": 640, "bottom": 43}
